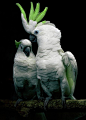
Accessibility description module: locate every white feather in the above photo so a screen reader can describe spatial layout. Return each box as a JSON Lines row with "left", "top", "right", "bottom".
{"left": 33, "top": 24, "right": 77, "bottom": 99}
{"left": 21, "top": 13, "right": 37, "bottom": 33}
{"left": 13, "top": 39, "right": 37, "bottom": 100}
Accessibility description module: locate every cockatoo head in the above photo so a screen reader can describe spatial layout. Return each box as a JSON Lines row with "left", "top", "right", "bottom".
{"left": 32, "top": 24, "right": 61, "bottom": 47}
{"left": 16, "top": 2, "right": 48, "bottom": 42}
{"left": 16, "top": 2, "right": 61, "bottom": 50}
{"left": 15, "top": 39, "right": 32, "bottom": 57}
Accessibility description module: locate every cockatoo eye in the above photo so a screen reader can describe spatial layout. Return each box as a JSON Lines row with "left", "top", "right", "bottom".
{"left": 34, "top": 30, "right": 39, "bottom": 35}
{"left": 20, "top": 44, "right": 23, "bottom": 49}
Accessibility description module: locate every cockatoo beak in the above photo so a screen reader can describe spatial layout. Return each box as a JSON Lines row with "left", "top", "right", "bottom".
{"left": 29, "top": 34, "right": 37, "bottom": 42}
{"left": 23, "top": 46, "right": 31, "bottom": 57}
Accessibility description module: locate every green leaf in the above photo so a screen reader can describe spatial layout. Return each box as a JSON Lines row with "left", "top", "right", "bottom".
{"left": 35, "top": 7, "right": 48, "bottom": 23}
{"left": 29, "top": 2, "right": 34, "bottom": 20}
{"left": 16, "top": 3, "right": 27, "bottom": 21}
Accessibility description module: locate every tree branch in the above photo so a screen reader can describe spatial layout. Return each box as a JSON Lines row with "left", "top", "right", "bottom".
{"left": 0, "top": 99, "right": 86, "bottom": 117}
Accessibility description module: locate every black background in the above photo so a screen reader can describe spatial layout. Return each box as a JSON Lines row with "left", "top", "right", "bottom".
{"left": 0, "top": 0, "right": 86, "bottom": 100}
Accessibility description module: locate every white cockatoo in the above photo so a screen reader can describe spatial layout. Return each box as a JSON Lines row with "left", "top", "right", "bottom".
{"left": 13, "top": 39, "right": 37, "bottom": 105}
{"left": 16, "top": 2, "right": 78, "bottom": 108}
{"left": 13, "top": 39, "right": 47, "bottom": 119}
{"left": 32, "top": 25, "right": 77, "bottom": 108}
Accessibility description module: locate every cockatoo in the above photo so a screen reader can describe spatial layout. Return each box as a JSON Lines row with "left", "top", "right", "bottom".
{"left": 33, "top": 25, "right": 77, "bottom": 108}
{"left": 16, "top": 2, "right": 78, "bottom": 108}
{"left": 13, "top": 39, "right": 47, "bottom": 119}
{"left": 13, "top": 39, "right": 37, "bottom": 105}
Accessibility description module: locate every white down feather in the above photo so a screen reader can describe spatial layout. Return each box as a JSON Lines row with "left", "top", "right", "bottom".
{"left": 32, "top": 24, "right": 77, "bottom": 99}
{"left": 32, "top": 25, "right": 67, "bottom": 95}
{"left": 13, "top": 39, "right": 37, "bottom": 99}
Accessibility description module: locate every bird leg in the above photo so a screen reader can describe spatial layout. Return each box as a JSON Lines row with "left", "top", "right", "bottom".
{"left": 44, "top": 97, "right": 52, "bottom": 110}
{"left": 40, "top": 81, "right": 52, "bottom": 110}
{"left": 37, "top": 79, "right": 52, "bottom": 109}
{"left": 36, "top": 79, "right": 45, "bottom": 101}
{"left": 60, "top": 76, "right": 70, "bottom": 109}
{"left": 14, "top": 98, "right": 23, "bottom": 107}
{"left": 61, "top": 96, "right": 66, "bottom": 109}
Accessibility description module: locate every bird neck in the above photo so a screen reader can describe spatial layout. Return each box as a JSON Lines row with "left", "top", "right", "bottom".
{"left": 36, "top": 42, "right": 63, "bottom": 59}
{"left": 37, "top": 42, "right": 62, "bottom": 53}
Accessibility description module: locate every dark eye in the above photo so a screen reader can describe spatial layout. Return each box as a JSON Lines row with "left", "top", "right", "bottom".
{"left": 20, "top": 44, "right": 23, "bottom": 49}
{"left": 34, "top": 30, "right": 39, "bottom": 35}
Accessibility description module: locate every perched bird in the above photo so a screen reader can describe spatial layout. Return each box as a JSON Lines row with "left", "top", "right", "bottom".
{"left": 13, "top": 39, "right": 37, "bottom": 105}
{"left": 32, "top": 25, "right": 78, "bottom": 108}
{"left": 16, "top": 2, "right": 78, "bottom": 109}
{"left": 15, "top": 3, "right": 48, "bottom": 120}
{"left": 13, "top": 39, "right": 47, "bottom": 119}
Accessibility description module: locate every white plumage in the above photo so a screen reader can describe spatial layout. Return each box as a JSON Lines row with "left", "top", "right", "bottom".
{"left": 32, "top": 24, "right": 77, "bottom": 106}
{"left": 13, "top": 39, "right": 37, "bottom": 100}
{"left": 17, "top": 7, "right": 77, "bottom": 106}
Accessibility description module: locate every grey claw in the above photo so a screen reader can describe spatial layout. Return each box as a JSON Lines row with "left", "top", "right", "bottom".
{"left": 38, "top": 97, "right": 45, "bottom": 101}
{"left": 14, "top": 98, "right": 23, "bottom": 107}
{"left": 62, "top": 98, "right": 66, "bottom": 109}
{"left": 44, "top": 97, "right": 52, "bottom": 110}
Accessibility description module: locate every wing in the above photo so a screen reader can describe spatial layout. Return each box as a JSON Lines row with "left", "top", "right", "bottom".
{"left": 62, "top": 51, "right": 78, "bottom": 94}
{"left": 66, "top": 51, "right": 78, "bottom": 82}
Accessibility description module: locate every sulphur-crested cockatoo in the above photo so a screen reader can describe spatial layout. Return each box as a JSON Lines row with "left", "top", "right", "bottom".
{"left": 16, "top": 2, "right": 78, "bottom": 108}
{"left": 13, "top": 39, "right": 37, "bottom": 105}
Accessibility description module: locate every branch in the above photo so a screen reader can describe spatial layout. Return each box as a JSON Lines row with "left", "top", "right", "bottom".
{"left": 0, "top": 99, "right": 86, "bottom": 117}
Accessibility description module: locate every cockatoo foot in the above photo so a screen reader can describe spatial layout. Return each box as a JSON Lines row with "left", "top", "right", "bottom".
{"left": 62, "top": 97, "right": 67, "bottom": 109}
{"left": 38, "top": 96, "right": 45, "bottom": 101}
{"left": 31, "top": 95, "right": 37, "bottom": 100}
{"left": 44, "top": 97, "right": 52, "bottom": 110}
{"left": 14, "top": 98, "right": 23, "bottom": 107}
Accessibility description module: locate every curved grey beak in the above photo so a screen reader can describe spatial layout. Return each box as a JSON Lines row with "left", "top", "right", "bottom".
{"left": 29, "top": 34, "right": 37, "bottom": 42}
{"left": 23, "top": 46, "right": 31, "bottom": 57}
